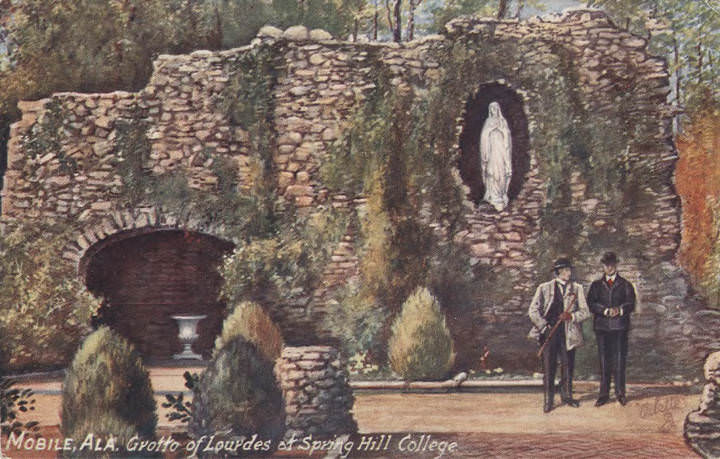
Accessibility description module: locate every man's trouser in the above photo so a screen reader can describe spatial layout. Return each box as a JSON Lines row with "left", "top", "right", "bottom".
{"left": 595, "top": 329, "right": 628, "bottom": 398}
{"left": 542, "top": 325, "right": 575, "bottom": 404}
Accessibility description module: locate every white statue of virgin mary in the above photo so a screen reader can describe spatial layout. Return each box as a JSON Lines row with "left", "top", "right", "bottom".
{"left": 480, "top": 101, "right": 512, "bottom": 211}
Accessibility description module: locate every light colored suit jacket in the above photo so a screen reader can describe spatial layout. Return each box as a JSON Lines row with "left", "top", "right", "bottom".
{"left": 527, "top": 279, "right": 590, "bottom": 351}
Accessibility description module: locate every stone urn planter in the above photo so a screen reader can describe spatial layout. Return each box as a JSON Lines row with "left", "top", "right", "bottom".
{"left": 684, "top": 351, "right": 720, "bottom": 457}
{"left": 171, "top": 314, "right": 206, "bottom": 360}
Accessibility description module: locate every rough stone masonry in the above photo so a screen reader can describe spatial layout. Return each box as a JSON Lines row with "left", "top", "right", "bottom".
{"left": 1, "top": 9, "right": 717, "bottom": 375}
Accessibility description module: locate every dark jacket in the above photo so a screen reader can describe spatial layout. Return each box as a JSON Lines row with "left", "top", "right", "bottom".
{"left": 587, "top": 274, "right": 636, "bottom": 331}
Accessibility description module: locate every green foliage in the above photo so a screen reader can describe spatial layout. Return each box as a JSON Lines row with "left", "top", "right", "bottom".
{"left": 0, "top": 378, "right": 40, "bottom": 438}
{"left": 583, "top": 0, "right": 720, "bottom": 112}
{"left": 161, "top": 371, "right": 199, "bottom": 425}
{"left": 61, "top": 327, "right": 157, "bottom": 441}
{"left": 323, "top": 280, "right": 390, "bottom": 357}
{"left": 321, "top": 67, "right": 470, "bottom": 319}
{"left": 111, "top": 46, "right": 283, "bottom": 238}
{"left": 321, "top": 31, "right": 664, "bottom": 361}
{"left": 213, "top": 45, "right": 351, "bottom": 319}
{"left": 189, "top": 336, "right": 284, "bottom": 449}
{"left": 437, "top": 35, "right": 652, "bottom": 283}
{"left": 21, "top": 99, "right": 78, "bottom": 175}
{"left": 389, "top": 287, "right": 456, "bottom": 381}
{"left": 221, "top": 207, "right": 350, "bottom": 311}
{"left": 114, "top": 113, "right": 152, "bottom": 206}
{"left": 214, "top": 301, "right": 284, "bottom": 362}
{"left": 0, "top": 222, "right": 101, "bottom": 373}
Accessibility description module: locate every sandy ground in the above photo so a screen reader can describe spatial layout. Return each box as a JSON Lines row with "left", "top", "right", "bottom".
{"left": 2, "top": 370, "right": 699, "bottom": 457}
{"left": 353, "top": 389, "right": 696, "bottom": 436}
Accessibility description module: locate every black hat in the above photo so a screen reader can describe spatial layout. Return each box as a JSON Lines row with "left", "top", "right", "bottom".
{"left": 600, "top": 251, "right": 619, "bottom": 265}
{"left": 552, "top": 257, "right": 572, "bottom": 271}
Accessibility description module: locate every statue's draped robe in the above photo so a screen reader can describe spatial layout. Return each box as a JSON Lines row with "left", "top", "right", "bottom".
{"left": 480, "top": 102, "right": 512, "bottom": 211}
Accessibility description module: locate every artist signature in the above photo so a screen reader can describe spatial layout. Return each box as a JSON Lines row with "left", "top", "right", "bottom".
{"left": 637, "top": 397, "right": 681, "bottom": 433}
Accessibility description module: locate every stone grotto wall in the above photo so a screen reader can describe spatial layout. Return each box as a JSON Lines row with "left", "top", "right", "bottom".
{"left": 1, "top": 9, "right": 716, "bottom": 375}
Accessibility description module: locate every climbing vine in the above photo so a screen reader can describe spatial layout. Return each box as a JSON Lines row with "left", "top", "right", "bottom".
{"left": 23, "top": 100, "right": 78, "bottom": 175}
{"left": 106, "top": 44, "right": 351, "bottom": 320}
{"left": 320, "top": 32, "right": 667, "bottom": 360}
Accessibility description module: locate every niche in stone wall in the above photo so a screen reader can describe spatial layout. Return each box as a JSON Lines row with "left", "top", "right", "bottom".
{"left": 458, "top": 83, "right": 530, "bottom": 207}
{"left": 83, "top": 229, "right": 234, "bottom": 361}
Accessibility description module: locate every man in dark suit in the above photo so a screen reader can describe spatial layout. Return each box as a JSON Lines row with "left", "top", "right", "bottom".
{"left": 587, "top": 251, "right": 636, "bottom": 407}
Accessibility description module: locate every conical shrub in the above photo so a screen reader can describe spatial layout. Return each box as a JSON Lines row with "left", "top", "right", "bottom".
{"left": 61, "top": 327, "right": 157, "bottom": 441}
{"left": 389, "top": 287, "right": 456, "bottom": 381}
{"left": 214, "top": 301, "right": 284, "bottom": 361}
{"left": 190, "top": 336, "right": 284, "bottom": 455}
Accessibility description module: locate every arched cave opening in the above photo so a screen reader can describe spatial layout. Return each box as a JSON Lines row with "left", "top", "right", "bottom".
{"left": 459, "top": 83, "right": 530, "bottom": 207}
{"left": 84, "top": 229, "right": 234, "bottom": 361}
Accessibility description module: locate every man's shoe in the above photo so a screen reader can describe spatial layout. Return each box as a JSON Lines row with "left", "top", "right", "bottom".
{"left": 617, "top": 395, "right": 627, "bottom": 406}
{"left": 595, "top": 397, "right": 609, "bottom": 407}
{"left": 562, "top": 398, "right": 580, "bottom": 407}
{"left": 543, "top": 402, "right": 553, "bottom": 413}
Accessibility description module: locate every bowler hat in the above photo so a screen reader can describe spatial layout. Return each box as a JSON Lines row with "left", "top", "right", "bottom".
{"left": 600, "top": 251, "right": 619, "bottom": 265}
{"left": 552, "top": 257, "right": 572, "bottom": 271}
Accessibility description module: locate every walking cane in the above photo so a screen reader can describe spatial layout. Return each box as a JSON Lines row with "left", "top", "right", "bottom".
{"left": 536, "top": 290, "right": 577, "bottom": 359}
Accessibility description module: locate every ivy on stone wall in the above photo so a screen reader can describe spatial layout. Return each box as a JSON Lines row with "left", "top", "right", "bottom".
{"left": 440, "top": 34, "right": 664, "bottom": 278}
{"left": 321, "top": 32, "right": 670, "bottom": 362}
{"left": 114, "top": 112, "right": 151, "bottom": 206}
{"left": 320, "top": 53, "right": 482, "bottom": 359}
{"left": 23, "top": 100, "right": 78, "bottom": 175}
{"left": 107, "top": 44, "right": 350, "bottom": 324}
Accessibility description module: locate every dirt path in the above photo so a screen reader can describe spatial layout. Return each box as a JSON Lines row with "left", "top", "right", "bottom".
{"left": 353, "top": 390, "right": 695, "bottom": 435}
{"left": 3, "top": 375, "right": 699, "bottom": 457}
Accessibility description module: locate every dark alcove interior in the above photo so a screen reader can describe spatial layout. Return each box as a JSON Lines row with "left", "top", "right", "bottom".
{"left": 459, "top": 83, "right": 530, "bottom": 207}
{"left": 85, "top": 230, "right": 234, "bottom": 361}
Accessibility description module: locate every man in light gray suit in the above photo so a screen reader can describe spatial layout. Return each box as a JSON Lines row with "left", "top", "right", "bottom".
{"left": 528, "top": 258, "right": 591, "bottom": 412}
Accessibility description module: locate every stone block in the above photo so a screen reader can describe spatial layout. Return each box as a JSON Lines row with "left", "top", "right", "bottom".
{"left": 258, "top": 26, "right": 283, "bottom": 39}
{"left": 284, "top": 26, "right": 309, "bottom": 41}
{"left": 309, "top": 29, "right": 333, "bottom": 41}
{"left": 309, "top": 54, "right": 327, "bottom": 65}
{"left": 92, "top": 140, "right": 113, "bottom": 156}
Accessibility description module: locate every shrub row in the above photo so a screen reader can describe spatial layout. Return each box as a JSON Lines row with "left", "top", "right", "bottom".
{"left": 61, "top": 302, "right": 284, "bottom": 456}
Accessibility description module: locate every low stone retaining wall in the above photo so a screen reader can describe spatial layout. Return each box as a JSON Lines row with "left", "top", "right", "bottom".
{"left": 276, "top": 346, "right": 357, "bottom": 440}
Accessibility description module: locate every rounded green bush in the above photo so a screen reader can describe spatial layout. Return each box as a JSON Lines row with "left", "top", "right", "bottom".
{"left": 389, "top": 287, "right": 456, "bottom": 381}
{"left": 214, "top": 301, "right": 284, "bottom": 362}
{"left": 190, "top": 336, "right": 284, "bottom": 453}
{"left": 61, "top": 327, "right": 157, "bottom": 440}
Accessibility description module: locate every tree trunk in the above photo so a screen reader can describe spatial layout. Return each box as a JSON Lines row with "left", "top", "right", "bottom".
{"left": 298, "top": 0, "right": 306, "bottom": 23}
{"left": 373, "top": 1, "right": 379, "bottom": 40}
{"left": 709, "top": 52, "right": 715, "bottom": 90}
{"left": 385, "top": 0, "right": 394, "bottom": 39}
{"left": 697, "top": 41, "right": 704, "bottom": 85}
{"left": 497, "top": 0, "right": 509, "bottom": 19}
{"left": 353, "top": 18, "right": 359, "bottom": 42}
{"left": 514, "top": 0, "right": 525, "bottom": 19}
{"left": 408, "top": 0, "right": 419, "bottom": 41}
{"left": 214, "top": 5, "right": 223, "bottom": 50}
{"left": 393, "top": 0, "right": 402, "bottom": 42}
{"left": 673, "top": 33, "right": 681, "bottom": 132}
